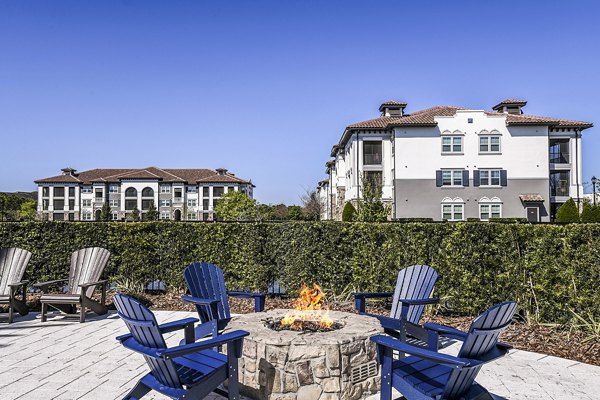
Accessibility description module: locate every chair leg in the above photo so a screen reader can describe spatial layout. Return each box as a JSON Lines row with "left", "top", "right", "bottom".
{"left": 122, "top": 380, "right": 151, "bottom": 400}
{"left": 8, "top": 305, "right": 13, "bottom": 324}
{"left": 80, "top": 305, "right": 86, "bottom": 323}
{"left": 227, "top": 353, "right": 240, "bottom": 400}
{"left": 41, "top": 302, "right": 48, "bottom": 322}
{"left": 379, "top": 346, "right": 393, "bottom": 400}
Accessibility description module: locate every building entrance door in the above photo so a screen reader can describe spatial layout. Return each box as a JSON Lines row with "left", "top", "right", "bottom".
{"left": 526, "top": 207, "right": 539, "bottom": 222}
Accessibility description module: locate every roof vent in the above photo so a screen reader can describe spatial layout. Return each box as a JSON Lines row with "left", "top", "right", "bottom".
{"left": 492, "top": 99, "right": 527, "bottom": 115}
{"left": 61, "top": 167, "right": 77, "bottom": 176}
{"left": 215, "top": 168, "right": 228, "bottom": 176}
{"left": 379, "top": 101, "right": 407, "bottom": 117}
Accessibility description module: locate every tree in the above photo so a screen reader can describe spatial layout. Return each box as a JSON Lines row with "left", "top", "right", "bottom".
{"left": 287, "top": 205, "right": 304, "bottom": 221}
{"left": 581, "top": 202, "right": 600, "bottom": 223}
{"left": 146, "top": 201, "right": 159, "bottom": 221}
{"left": 130, "top": 206, "right": 141, "bottom": 222}
{"left": 18, "top": 200, "right": 37, "bottom": 221}
{"left": 342, "top": 202, "right": 356, "bottom": 222}
{"left": 100, "top": 201, "right": 112, "bottom": 222}
{"left": 300, "top": 189, "right": 321, "bottom": 221}
{"left": 354, "top": 174, "right": 390, "bottom": 222}
{"left": 555, "top": 198, "right": 580, "bottom": 223}
{"left": 214, "top": 191, "right": 257, "bottom": 221}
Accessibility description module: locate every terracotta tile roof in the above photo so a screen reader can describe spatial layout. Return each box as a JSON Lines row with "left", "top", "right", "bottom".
{"left": 492, "top": 99, "right": 528, "bottom": 109}
{"left": 519, "top": 194, "right": 544, "bottom": 202}
{"left": 35, "top": 167, "right": 252, "bottom": 185}
{"left": 347, "top": 106, "right": 464, "bottom": 129}
{"left": 503, "top": 113, "right": 593, "bottom": 128}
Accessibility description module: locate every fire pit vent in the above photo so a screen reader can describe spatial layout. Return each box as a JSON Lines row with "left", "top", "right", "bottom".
{"left": 350, "top": 360, "right": 378, "bottom": 384}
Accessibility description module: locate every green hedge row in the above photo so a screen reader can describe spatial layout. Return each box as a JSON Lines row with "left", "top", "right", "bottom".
{"left": 1, "top": 221, "right": 599, "bottom": 323}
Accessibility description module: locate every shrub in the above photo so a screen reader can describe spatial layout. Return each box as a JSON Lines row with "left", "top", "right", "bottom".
{"left": 555, "top": 198, "right": 580, "bottom": 223}
{"left": 581, "top": 203, "right": 600, "bottom": 223}
{"left": 342, "top": 202, "right": 356, "bottom": 222}
{"left": 395, "top": 218, "right": 435, "bottom": 223}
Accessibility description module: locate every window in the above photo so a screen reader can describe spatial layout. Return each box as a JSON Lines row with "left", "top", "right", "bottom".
{"left": 160, "top": 199, "right": 171, "bottom": 207}
{"left": 125, "top": 187, "right": 137, "bottom": 197}
{"left": 68, "top": 199, "right": 75, "bottom": 210}
{"left": 174, "top": 189, "right": 183, "bottom": 199}
{"left": 363, "top": 141, "right": 383, "bottom": 165}
{"left": 213, "top": 187, "right": 224, "bottom": 197}
{"left": 53, "top": 213, "right": 64, "bottom": 221}
{"left": 550, "top": 171, "right": 570, "bottom": 196}
{"left": 68, "top": 187, "right": 75, "bottom": 197}
{"left": 42, "top": 187, "right": 50, "bottom": 197}
{"left": 142, "top": 187, "right": 154, "bottom": 197}
{"left": 111, "top": 212, "right": 119, "bottom": 221}
{"left": 479, "top": 169, "right": 501, "bottom": 186}
{"left": 109, "top": 199, "right": 119, "bottom": 207}
{"left": 95, "top": 189, "right": 103, "bottom": 199}
{"left": 364, "top": 171, "right": 383, "bottom": 189}
{"left": 109, "top": 185, "right": 119, "bottom": 193}
{"left": 480, "top": 136, "right": 501, "bottom": 153}
{"left": 142, "top": 199, "right": 154, "bottom": 210}
{"left": 203, "top": 187, "right": 209, "bottom": 197}
{"left": 68, "top": 213, "right": 75, "bottom": 221}
{"left": 187, "top": 199, "right": 197, "bottom": 207}
{"left": 81, "top": 186, "right": 92, "bottom": 193}
{"left": 82, "top": 212, "right": 92, "bottom": 221}
{"left": 187, "top": 212, "right": 197, "bottom": 220}
{"left": 187, "top": 186, "right": 198, "bottom": 193}
{"left": 441, "top": 136, "right": 462, "bottom": 153}
{"left": 53, "top": 199, "right": 64, "bottom": 211}
{"left": 42, "top": 199, "right": 49, "bottom": 210}
{"left": 441, "top": 204, "right": 464, "bottom": 221}
{"left": 160, "top": 185, "right": 171, "bottom": 193}
{"left": 82, "top": 199, "right": 92, "bottom": 207}
{"left": 54, "top": 187, "right": 65, "bottom": 197}
{"left": 203, "top": 213, "right": 209, "bottom": 221}
{"left": 480, "top": 204, "right": 502, "bottom": 220}
{"left": 203, "top": 199, "right": 209, "bottom": 210}
{"left": 442, "top": 170, "right": 463, "bottom": 186}
{"left": 125, "top": 199, "right": 137, "bottom": 211}
{"left": 549, "top": 139, "right": 570, "bottom": 164}
{"left": 160, "top": 211, "right": 170, "bottom": 220}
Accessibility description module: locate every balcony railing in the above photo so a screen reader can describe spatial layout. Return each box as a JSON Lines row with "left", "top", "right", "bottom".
{"left": 549, "top": 152, "right": 570, "bottom": 164}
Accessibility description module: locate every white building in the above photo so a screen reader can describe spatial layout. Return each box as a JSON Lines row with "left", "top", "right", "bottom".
{"left": 35, "top": 167, "right": 254, "bottom": 221}
{"left": 319, "top": 100, "right": 593, "bottom": 222}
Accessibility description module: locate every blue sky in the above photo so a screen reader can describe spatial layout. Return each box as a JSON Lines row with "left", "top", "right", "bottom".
{"left": 1, "top": 1, "right": 598, "bottom": 204}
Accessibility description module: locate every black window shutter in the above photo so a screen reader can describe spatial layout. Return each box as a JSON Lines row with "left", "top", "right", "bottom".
{"left": 500, "top": 170, "right": 508, "bottom": 186}
{"left": 435, "top": 170, "right": 442, "bottom": 187}
{"left": 473, "top": 170, "right": 480, "bottom": 187}
{"left": 463, "top": 170, "right": 469, "bottom": 187}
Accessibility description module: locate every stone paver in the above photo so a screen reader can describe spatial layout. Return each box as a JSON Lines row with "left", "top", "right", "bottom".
{"left": 0, "top": 311, "right": 598, "bottom": 399}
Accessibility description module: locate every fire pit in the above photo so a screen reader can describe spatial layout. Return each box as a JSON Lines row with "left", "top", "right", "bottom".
{"left": 223, "top": 285, "right": 384, "bottom": 400}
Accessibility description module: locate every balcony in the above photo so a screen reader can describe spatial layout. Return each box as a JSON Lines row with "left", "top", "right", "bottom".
{"left": 549, "top": 139, "right": 570, "bottom": 164}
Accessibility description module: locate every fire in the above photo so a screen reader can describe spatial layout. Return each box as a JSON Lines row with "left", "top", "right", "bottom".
{"left": 281, "top": 283, "right": 334, "bottom": 329}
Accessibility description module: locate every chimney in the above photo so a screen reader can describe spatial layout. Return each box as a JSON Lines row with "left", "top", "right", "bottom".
{"left": 61, "top": 167, "right": 77, "bottom": 176}
{"left": 492, "top": 99, "right": 527, "bottom": 115}
{"left": 379, "top": 101, "right": 407, "bottom": 117}
{"left": 215, "top": 168, "right": 228, "bottom": 176}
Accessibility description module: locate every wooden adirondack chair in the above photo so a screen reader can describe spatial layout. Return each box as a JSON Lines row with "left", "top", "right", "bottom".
{"left": 354, "top": 265, "right": 438, "bottom": 342}
{"left": 371, "top": 301, "right": 517, "bottom": 400}
{"left": 114, "top": 293, "right": 249, "bottom": 400}
{"left": 0, "top": 248, "right": 32, "bottom": 323}
{"left": 182, "top": 262, "right": 266, "bottom": 331}
{"left": 34, "top": 247, "right": 110, "bottom": 323}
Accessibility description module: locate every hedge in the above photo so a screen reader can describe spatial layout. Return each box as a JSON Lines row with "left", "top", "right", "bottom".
{"left": 0, "top": 221, "right": 599, "bottom": 324}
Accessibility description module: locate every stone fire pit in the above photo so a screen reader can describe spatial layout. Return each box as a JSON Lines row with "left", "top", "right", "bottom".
{"left": 223, "top": 309, "right": 384, "bottom": 400}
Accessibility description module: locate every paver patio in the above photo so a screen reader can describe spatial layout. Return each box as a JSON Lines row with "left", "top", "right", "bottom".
{"left": 0, "top": 311, "right": 598, "bottom": 400}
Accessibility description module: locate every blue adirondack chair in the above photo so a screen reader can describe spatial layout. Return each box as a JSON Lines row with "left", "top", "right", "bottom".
{"left": 182, "top": 262, "right": 266, "bottom": 331}
{"left": 371, "top": 301, "right": 517, "bottom": 400}
{"left": 114, "top": 293, "right": 249, "bottom": 400}
{"left": 354, "top": 265, "right": 438, "bottom": 342}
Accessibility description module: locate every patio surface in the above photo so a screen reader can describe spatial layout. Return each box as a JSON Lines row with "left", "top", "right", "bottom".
{"left": 0, "top": 311, "right": 599, "bottom": 400}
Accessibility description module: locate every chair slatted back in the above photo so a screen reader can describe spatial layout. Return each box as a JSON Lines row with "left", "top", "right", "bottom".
{"left": 0, "top": 248, "right": 32, "bottom": 296}
{"left": 68, "top": 247, "right": 110, "bottom": 297}
{"left": 184, "top": 262, "right": 230, "bottom": 323}
{"left": 444, "top": 301, "right": 517, "bottom": 399}
{"left": 390, "top": 265, "right": 438, "bottom": 324}
{"left": 113, "top": 294, "right": 183, "bottom": 389}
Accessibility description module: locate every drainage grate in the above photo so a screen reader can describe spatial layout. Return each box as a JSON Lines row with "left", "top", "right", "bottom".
{"left": 350, "top": 360, "right": 378, "bottom": 384}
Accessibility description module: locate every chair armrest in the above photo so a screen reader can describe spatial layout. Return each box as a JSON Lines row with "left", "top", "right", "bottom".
{"left": 8, "top": 280, "right": 29, "bottom": 288}
{"left": 181, "top": 295, "right": 220, "bottom": 306}
{"left": 424, "top": 323, "right": 468, "bottom": 340}
{"left": 228, "top": 291, "right": 266, "bottom": 312}
{"left": 370, "top": 314, "right": 403, "bottom": 331}
{"left": 158, "top": 317, "right": 199, "bottom": 334}
{"left": 371, "top": 335, "right": 472, "bottom": 367}
{"left": 353, "top": 292, "right": 394, "bottom": 299}
{"left": 78, "top": 280, "right": 108, "bottom": 290}
{"left": 119, "top": 337, "right": 161, "bottom": 358}
{"left": 398, "top": 298, "right": 439, "bottom": 306}
{"left": 158, "top": 330, "right": 249, "bottom": 360}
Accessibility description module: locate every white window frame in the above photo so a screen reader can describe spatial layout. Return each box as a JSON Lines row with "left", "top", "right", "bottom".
{"left": 479, "top": 135, "right": 501, "bottom": 154}
{"left": 187, "top": 186, "right": 198, "bottom": 193}
{"left": 160, "top": 211, "right": 170, "bottom": 220}
{"left": 160, "top": 199, "right": 171, "bottom": 207}
{"left": 441, "top": 132, "right": 463, "bottom": 154}
{"left": 441, "top": 203, "right": 464, "bottom": 221}
{"left": 442, "top": 169, "right": 464, "bottom": 186}
{"left": 187, "top": 199, "right": 197, "bottom": 207}
{"left": 479, "top": 203, "right": 502, "bottom": 220}
{"left": 82, "top": 199, "right": 92, "bottom": 207}
{"left": 109, "top": 199, "right": 119, "bottom": 207}
{"left": 81, "top": 186, "right": 92, "bottom": 194}
{"left": 479, "top": 169, "right": 502, "bottom": 186}
{"left": 111, "top": 212, "right": 119, "bottom": 221}
{"left": 82, "top": 212, "right": 92, "bottom": 221}
{"left": 187, "top": 212, "right": 197, "bottom": 220}
{"left": 160, "top": 185, "right": 171, "bottom": 193}
{"left": 109, "top": 185, "right": 119, "bottom": 193}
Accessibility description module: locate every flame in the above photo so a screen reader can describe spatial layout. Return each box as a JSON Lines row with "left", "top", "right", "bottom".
{"left": 281, "top": 283, "right": 334, "bottom": 329}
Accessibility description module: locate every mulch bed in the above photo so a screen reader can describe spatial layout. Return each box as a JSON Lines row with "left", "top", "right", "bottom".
{"left": 11, "top": 291, "right": 599, "bottom": 366}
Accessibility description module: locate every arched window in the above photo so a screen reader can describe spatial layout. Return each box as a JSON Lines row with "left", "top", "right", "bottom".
{"left": 125, "top": 187, "right": 137, "bottom": 197}
{"left": 479, "top": 197, "right": 502, "bottom": 220}
{"left": 141, "top": 187, "right": 154, "bottom": 210}
{"left": 441, "top": 197, "right": 464, "bottom": 221}
{"left": 142, "top": 187, "right": 154, "bottom": 197}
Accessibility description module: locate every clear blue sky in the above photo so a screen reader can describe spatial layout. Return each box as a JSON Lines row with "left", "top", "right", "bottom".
{"left": 1, "top": 0, "right": 598, "bottom": 204}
